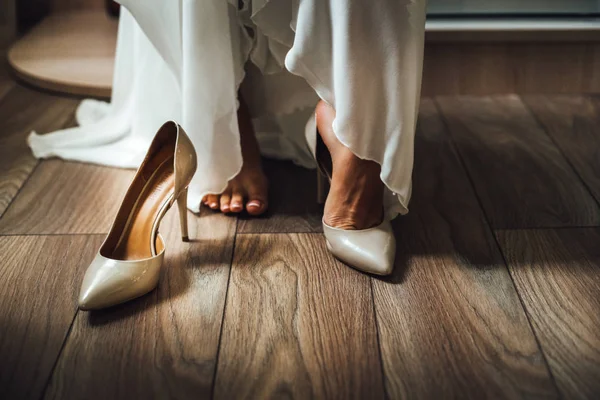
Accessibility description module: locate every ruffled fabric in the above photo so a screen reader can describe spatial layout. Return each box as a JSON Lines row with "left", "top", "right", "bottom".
{"left": 28, "top": 0, "right": 426, "bottom": 218}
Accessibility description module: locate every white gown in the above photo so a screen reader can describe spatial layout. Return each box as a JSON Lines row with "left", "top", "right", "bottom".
{"left": 28, "top": 0, "right": 426, "bottom": 218}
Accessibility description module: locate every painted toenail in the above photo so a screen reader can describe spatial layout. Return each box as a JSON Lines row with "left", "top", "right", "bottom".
{"left": 247, "top": 201, "right": 262, "bottom": 208}
{"left": 231, "top": 203, "right": 242, "bottom": 209}
{"left": 210, "top": 203, "right": 218, "bottom": 208}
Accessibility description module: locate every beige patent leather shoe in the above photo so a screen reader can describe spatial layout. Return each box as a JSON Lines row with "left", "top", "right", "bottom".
{"left": 78, "top": 121, "right": 197, "bottom": 310}
{"left": 306, "top": 114, "right": 396, "bottom": 276}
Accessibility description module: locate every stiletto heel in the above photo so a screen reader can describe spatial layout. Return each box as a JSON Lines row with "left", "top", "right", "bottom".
{"left": 177, "top": 187, "right": 189, "bottom": 242}
{"left": 78, "top": 121, "right": 197, "bottom": 310}
{"left": 305, "top": 112, "right": 395, "bottom": 276}
{"left": 316, "top": 169, "right": 329, "bottom": 204}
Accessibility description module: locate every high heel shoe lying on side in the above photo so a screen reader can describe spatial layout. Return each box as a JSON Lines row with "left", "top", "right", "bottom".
{"left": 305, "top": 113, "right": 396, "bottom": 276}
{"left": 78, "top": 121, "right": 197, "bottom": 310}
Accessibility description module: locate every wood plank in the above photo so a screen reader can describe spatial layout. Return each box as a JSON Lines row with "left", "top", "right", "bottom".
{"left": 372, "top": 99, "right": 558, "bottom": 398}
{"left": 44, "top": 208, "right": 236, "bottom": 399}
{"left": 214, "top": 233, "right": 384, "bottom": 399}
{"left": 496, "top": 228, "right": 600, "bottom": 400}
{"left": 426, "top": 29, "right": 600, "bottom": 44}
{"left": 0, "top": 160, "right": 134, "bottom": 234}
{"left": 422, "top": 43, "right": 600, "bottom": 96}
{"left": 511, "top": 43, "right": 591, "bottom": 94}
{"left": 0, "top": 234, "right": 103, "bottom": 400}
{"left": 423, "top": 44, "right": 510, "bottom": 96}
{"left": 436, "top": 95, "right": 600, "bottom": 228}
{"left": 0, "top": 85, "right": 79, "bottom": 218}
{"left": 238, "top": 158, "right": 322, "bottom": 233}
{"left": 523, "top": 95, "right": 600, "bottom": 205}
{"left": 586, "top": 44, "right": 600, "bottom": 91}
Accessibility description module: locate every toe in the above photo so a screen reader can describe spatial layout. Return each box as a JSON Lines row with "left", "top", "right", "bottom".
{"left": 246, "top": 190, "right": 268, "bottom": 216}
{"left": 246, "top": 201, "right": 266, "bottom": 215}
{"left": 220, "top": 191, "right": 232, "bottom": 213}
{"left": 206, "top": 194, "right": 220, "bottom": 210}
{"left": 230, "top": 191, "right": 244, "bottom": 213}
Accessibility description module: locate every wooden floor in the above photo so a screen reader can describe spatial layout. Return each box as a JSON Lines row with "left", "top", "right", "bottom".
{"left": 0, "top": 79, "right": 599, "bottom": 400}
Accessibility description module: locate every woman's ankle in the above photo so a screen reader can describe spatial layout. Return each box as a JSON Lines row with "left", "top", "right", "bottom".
{"left": 316, "top": 100, "right": 385, "bottom": 230}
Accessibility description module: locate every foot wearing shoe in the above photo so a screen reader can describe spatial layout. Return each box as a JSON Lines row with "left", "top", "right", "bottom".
{"left": 202, "top": 95, "right": 269, "bottom": 216}
{"left": 315, "top": 100, "right": 384, "bottom": 230}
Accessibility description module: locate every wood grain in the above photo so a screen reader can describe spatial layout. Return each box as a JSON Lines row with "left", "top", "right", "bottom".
{"left": 512, "top": 43, "right": 593, "bottom": 94}
{"left": 422, "top": 43, "right": 600, "bottom": 96}
{"left": 44, "top": 208, "right": 236, "bottom": 399}
{"left": 0, "top": 85, "right": 79, "bottom": 218}
{"left": 436, "top": 95, "right": 600, "bottom": 228}
{"left": 0, "top": 234, "right": 103, "bottom": 400}
{"left": 238, "top": 158, "right": 322, "bottom": 233}
{"left": 523, "top": 95, "right": 600, "bottom": 205}
{"left": 372, "top": 99, "right": 558, "bottom": 399}
{"left": 426, "top": 29, "right": 600, "bottom": 44}
{"left": 497, "top": 228, "right": 600, "bottom": 400}
{"left": 0, "top": 160, "right": 135, "bottom": 234}
{"left": 214, "top": 233, "right": 384, "bottom": 399}
{"left": 423, "top": 44, "right": 511, "bottom": 96}
{"left": 586, "top": 45, "right": 600, "bottom": 92}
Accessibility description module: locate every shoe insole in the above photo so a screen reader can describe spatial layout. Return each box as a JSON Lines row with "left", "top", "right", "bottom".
{"left": 111, "top": 157, "right": 175, "bottom": 261}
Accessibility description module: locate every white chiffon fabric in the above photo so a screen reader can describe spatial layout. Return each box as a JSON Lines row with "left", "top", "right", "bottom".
{"left": 28, "top": 0, "right": 426, "bottom": 218}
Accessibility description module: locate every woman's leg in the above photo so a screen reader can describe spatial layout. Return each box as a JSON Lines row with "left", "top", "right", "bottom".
{"left": 315, "top": 101, "right": 385, "bottom": 230}
{"left": 202, "top": 95, "right": 269, "bottom": 215}
{"left": 285, "top": 0, "right": 426, "bottom": 223}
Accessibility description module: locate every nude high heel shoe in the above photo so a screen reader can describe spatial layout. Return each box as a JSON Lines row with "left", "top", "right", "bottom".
{"left": 78, "top": 121, "right": 197, "bottom": 310}
{"left": 306, "top": 114, "right": 395, "bottom": 276}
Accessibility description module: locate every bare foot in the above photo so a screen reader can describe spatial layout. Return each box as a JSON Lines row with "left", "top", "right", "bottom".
{"left": 202, "top": 96, "right": 269, "bottom": 216}
{"left": 315, "top": 100, "right": 384, "bottom": 230}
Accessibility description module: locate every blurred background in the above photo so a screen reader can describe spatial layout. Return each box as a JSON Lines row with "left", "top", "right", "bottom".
{"left": 1, "top": 0, "right": 599, "bottom": 99}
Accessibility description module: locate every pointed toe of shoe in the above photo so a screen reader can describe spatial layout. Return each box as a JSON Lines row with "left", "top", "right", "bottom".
{"left": 323, "top": 220, "right": 396, "bottom": 276}
{"left": 78, "top": 250, "right": 165, "bottom": 310}
{"left": 78, "top": 273, "right": 125, "bottom": 311}
{"left": 78, "top": 287, "right": 105, "bottom": 311}
{"left": 372, "top": 247, "right": 395, "bottom": 276}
